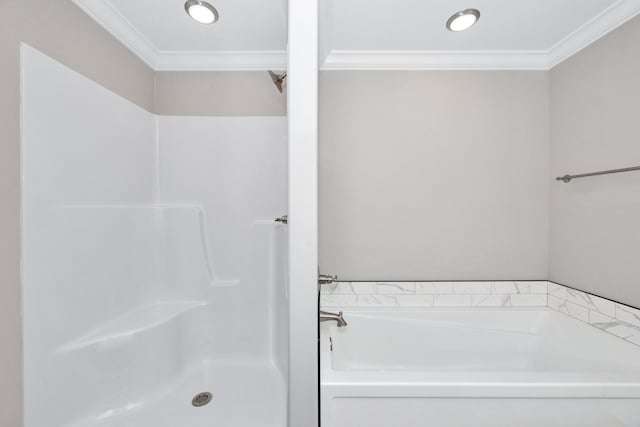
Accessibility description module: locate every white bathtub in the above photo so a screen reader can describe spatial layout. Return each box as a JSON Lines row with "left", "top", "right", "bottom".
{"left": 320, "top": 308, "right": 640, "bottom": 427}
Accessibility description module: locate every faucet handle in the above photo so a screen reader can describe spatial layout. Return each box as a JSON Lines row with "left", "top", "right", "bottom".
{"left": 318, "top": 274, "right": 338, "bottom": 286}
{"left": 274, "top": 215, "right": 288, "bottom": 224}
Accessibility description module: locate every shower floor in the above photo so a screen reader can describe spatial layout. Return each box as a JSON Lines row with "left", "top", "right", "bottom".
{"left": 70, "top": 360, "right": 287, "bottom": 427}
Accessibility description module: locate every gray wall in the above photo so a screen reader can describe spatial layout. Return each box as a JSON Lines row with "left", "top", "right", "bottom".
{"left": 155, "top": 71, "right": 287, "bottom": 116}
{"left": 319, "top": 71, "right": 549, "bottom": 280}
{"left": 549, "top": 16, "right": 640, "bottom": 308}
{"left": 0, "top": 1, "right": 154, "bottom": 425}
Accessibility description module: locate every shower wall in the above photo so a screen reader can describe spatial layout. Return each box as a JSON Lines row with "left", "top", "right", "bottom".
{"left": 22, "top": 45, "right": 288, "bottom": 426}
{"left": 158, "top": 116, "right": 289, "bottom": 361}
{"left": 1, "top": 2, "right": 154, "bottom": 423}
{"left": 22, "top": 44, "right": 159, "bottom": 426}
{"left": 159, "top": 116, "right": 288, "bottom": 283}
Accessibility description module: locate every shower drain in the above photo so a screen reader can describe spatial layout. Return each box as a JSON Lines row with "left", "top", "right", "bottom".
{"left": 192, "top": 392, "right": 213, "bottom": 407}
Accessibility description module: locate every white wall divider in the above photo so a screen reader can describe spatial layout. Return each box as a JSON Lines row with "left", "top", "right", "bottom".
{"left": 287, "top": 0, "right": 319, "bottom": 425}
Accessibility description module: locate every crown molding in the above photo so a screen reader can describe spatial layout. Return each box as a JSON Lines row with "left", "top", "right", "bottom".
{"left": 72, "top": 0, "right": 287, "bottom": 71}
{"left": 152, "top": 51, "right": 287, "bottom": 71}
{"left": 321, "top": 0, "right": 640, "bottom": 71}
{"left": 75, "top": 0, "right": 638, "bottom": 71}
{"left": 318, "top": 0, "right": 335, "bottom": 66}
{"left": 73, "top": 0, "right": 157, "bottom": 67}
{"left": 321, "top": 50, "right": 550, "bottom": 70}
{"left": 548, "top": 0, "right": 640, "bottom": 67}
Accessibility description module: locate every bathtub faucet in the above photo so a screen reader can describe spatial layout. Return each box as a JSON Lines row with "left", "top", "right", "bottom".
{"left": 320, "top": 310, "right": 348, "bottom": 327}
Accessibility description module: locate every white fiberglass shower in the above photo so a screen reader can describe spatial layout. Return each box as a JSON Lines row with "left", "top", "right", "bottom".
{"left": 21, "top": 45, "right": 288, "bottom": 426}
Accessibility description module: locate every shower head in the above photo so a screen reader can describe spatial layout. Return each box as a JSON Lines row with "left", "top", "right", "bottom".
{"left": 268, "top": 70, "right": 287, "bottom": 93}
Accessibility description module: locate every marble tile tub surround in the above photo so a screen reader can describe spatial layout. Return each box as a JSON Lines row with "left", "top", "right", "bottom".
{"left": 320, "top": 281, "right": 640, "bottom": 347}
{"left": 548, "top": 283, "right": 640, "bottom": 347}
{"left": 320, "top": 281, "right": 548, "bottom": 308}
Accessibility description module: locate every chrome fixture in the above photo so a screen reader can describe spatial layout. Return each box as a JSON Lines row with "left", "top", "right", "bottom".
{"left": 274, "top": 215, "right": 288, "bottom": 224}
{"left": 318, "top": 274, "right": 338, "bottom": 286}
{"left": 192, "top": 392, "right": 213, "bottom": 407}
{"left": 320, "top": 310, "right": 347, "bottom": 327}
{"left": 184, "top": 0, "right": 219, "bottom": 25}
{"left": 268, "top": 70, "right": 287, "bottom": 93}
{"left": 556, "top": 165, "right": 640, "bottom": 183}
{"left": 446, "top": 9, "right": 480, "bottom": 32}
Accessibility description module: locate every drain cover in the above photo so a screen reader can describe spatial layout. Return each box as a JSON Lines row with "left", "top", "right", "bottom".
{"left": 192, "top": 392, "right": 213, "bottom": 407}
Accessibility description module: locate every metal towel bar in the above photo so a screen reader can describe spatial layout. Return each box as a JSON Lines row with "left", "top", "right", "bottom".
{"left": 556, "top": 165, "right": 640, "bottom": 183}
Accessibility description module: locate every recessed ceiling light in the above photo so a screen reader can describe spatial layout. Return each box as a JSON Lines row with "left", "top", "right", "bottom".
{"left": 446, "top": 9, "right": 480, "bottom": 32}
{"left": 185, "top": 0, "right": 219, "bottom": 25}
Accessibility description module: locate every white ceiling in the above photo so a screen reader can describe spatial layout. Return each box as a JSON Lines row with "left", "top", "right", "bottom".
{"left": 108, "top": 0, "right": 287, "bottom": 51}
{"left": 331, "top": 0, "right": 616, "bottom": 51}
{"left": 73, "top": 0, "right": 640, "bottom": 70}
{"left": 73, "top": 0, "right": 288, "bottom": 70}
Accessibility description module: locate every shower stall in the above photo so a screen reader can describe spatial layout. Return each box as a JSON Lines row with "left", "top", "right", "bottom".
{"left": 21, "top": 45, "right": 289, "bottom": 426}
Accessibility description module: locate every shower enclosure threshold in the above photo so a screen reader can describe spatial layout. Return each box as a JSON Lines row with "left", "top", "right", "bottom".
{"left": 66, "top": 359, "right": 287, "bottom": 427}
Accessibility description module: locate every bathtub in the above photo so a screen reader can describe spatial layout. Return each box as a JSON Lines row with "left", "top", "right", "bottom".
{"left": 320, "top": 308, "right": 640, "bottom": 427}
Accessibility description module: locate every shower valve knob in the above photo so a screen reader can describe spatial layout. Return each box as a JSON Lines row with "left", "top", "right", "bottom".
{"left": 274, "top": 215, "right": 288, "bottom": 224}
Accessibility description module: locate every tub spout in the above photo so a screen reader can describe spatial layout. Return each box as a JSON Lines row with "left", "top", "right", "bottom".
{"left": 320, "top": 310, "right": 347, "bottom": 327}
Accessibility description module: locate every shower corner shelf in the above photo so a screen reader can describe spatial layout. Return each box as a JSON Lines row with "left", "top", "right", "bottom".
{"left": 55, "top": 300, "right": 208, "bottom": 354}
